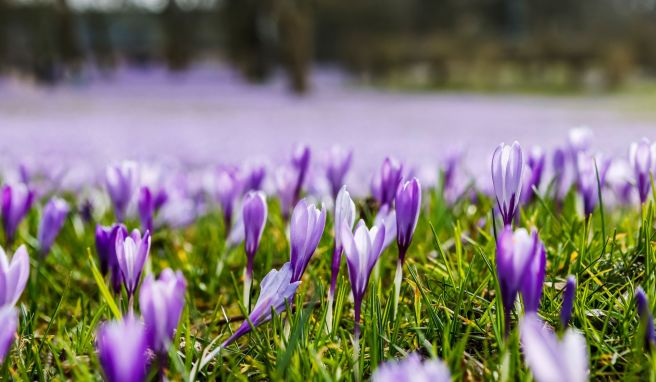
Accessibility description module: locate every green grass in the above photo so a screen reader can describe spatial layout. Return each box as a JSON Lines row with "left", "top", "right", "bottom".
{"left": 2, "top": 181, "right": 656, "bottom": 381}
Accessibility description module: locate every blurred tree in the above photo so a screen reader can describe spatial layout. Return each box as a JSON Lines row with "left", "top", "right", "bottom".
{"left": 163, "top": 0, "right": 192, "bottom": 71}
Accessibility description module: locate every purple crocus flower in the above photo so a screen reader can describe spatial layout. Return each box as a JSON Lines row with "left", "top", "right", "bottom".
{"left": 552, "top": 147, "right": 567, "bottom": 199}
{"left": 275, "top": 166, "right": 298, "bottom": 220}
{"left": 139, "top": 268, "right": 187, "bottom": 354}
{"left": 491, "top": 142, "right": 523, "bottom": 226}
{"left": 137, "top": 187, "right": 155, "bottom": 233}
{"left": 96, "top": 316, "right": 149, "bottom": 382}
{"left": 574, "top": 152, "right": 609, "bottom": 217}
{"left": 374, "top": 205, "right": 397, "bottom": 252}
{"left": 242, "top": 191, "right": 268, "bottom": 307}
{"left": 215, "top": 166, "right": 243, "bottom": 235}
{"left": 371, "top": 157, "right": 403, "bottom": 207}
{"left": 568, "top": 126, "right": 593, "bottom": 158}
{"left": 561, "top": 276, "right": 576, "bottom": 328}
{"left": 291, "top": 144, "right": 311, "bottom": 204}
{"left": 522, "top": 147, "right": 546, "bottom": 204}
{"left": 1, "top": 183, "right": 35, "bottom": 245}
{"left": 629, "top": 138, "right": 655, "bottom": 204}
{"left": 242, "top": 163, "right": 266, "bottom": 192}
{"left": 115, "top": 229, "right": 151, "bottom": 299}
{"left": 0, "top": 245, "right": 30, "bottom": 307}
{"left": 37, "top": 197, "right": 69, "bottom": 256}
{"left": 95, "top": 224, "right": 127, "bottom": 293}
{"left": 520, "top": 313, "right": 588, "bottom": 382}
{"left": 373, "top": 353, "right": 451, "bottom": 382}
{"left": 0, "top": 306, "right": 17, "bottom": 365}
{"left": 496, "top": 226, "right": 539, "bottom": 335}
{"left": 289, "top": 199, "right": 326, "bottom": 282}
{"left": 635, "top": 286, "right": 656, "bottom": 350}
{"left": 329, "top": 186, "right": 356, "bottom": 300}
{"left": 341, "top": 220, "right": 385, "bottom": 344}
{"left": 395, "top": 178, "right": 421, "bottom": 263}
{"left": 520, "top": 234, "right": 546, "bottom": 313}
{"left": 325, "top": 146, "right": 353, "bottom": 199}
{"left": 105, "top": 161, "right": 139, "bottom": 222}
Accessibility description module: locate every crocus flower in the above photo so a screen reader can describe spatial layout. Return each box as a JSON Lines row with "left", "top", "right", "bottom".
{"left": 552, "top": 147, "right": 567, "bottom": 199}
{"left": 291, "top": 144, "right": 311, "bottom": 202}
{"left": 0, "top": 306, "right": 17, "bottom": 364}
{"left": 520, "top": 313, "right": 588, "bottom": 382}
{"left": 522, "top": 147, "right": 546, "bottom": 204}
{"left": 395, "top": 178, "right": 421, "bottom": 263}
{"left": 37, "top": 197, "right": 69, "bottom": 256}
{"left": 574, "top": 152, "right": 606, "bottom": 217}
{"left": 289, "top": 199, "right": 326, "bottom": 282}
{"left": 561, "top": 276, "right": 576, "bottom": 328}
{"left": 491, "top": 142, "right": 523, "bottom": 226}
{"left": 521, "top": 234, "right": 546, "bottom": 313}
{"left": 635, "top": 286, "right": 656, "bottom": 350}
{"left": 371, "top": 157, "right": 403, "bottom": 207}
{"left": 137, "top": 187, "right": 155, "bottom": 233}
{"left": 374, "top": 205, "right": 397, "bottom": 252}
{"left": 341, "top": 220, "right": 385, "bottom": 342}
{"left": 275, "top": 166, "right": 298, "bottom": 220}
{"left": 115, "top": 228, "right": 151, "bottom": 299}
{"left": 568, "top": 126, "right": 593, "bottom": 157}
{"left": 96, "top": 316, "right": 149, "bottom": 382}
{"left": 139, "top": 269, "right": 187, "bottom": 354}
{"left": 242, "top": 163, "right": 266, "bottom": 192}
{"left": 629, "top": 138, "right": 655, "bottom": 204}
{"left": 330, "top": 186, "right": 356, "bottom": 299}
{"left": 325, "top": 146, "right": 353, "bottom": 199}
{"left": 0, "top": 245, "right": 30, "bottom": 307}
{"left": 242, "top": 191, "right": 268, "bottom": 307}
{"left": 496, "top": 227, "right": 540, "bottom": 335}
{"left": 1, "top": 183, "right": 35, "bottom": 245}
{"left": 105, "top": 161, "right": 139, "bottom": 221}
{"left": 373, "top": 353, "right": 451, "bottom": 382}
{"left": 215, "top": 166, "right": 243, "bottom": 235}
{"left": 95, "top": 224, "right": 127, "bottom": 293}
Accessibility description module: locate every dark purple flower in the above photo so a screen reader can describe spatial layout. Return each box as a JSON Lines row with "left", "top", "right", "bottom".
{"left": 96, "top": 316, "right": 149, "bottom": 382}
{"left": 0, "top": 306, "right": 17, "bottom": 365}
{"left": 1, "top": 183, "right": 35, "bottom": 245}
{"left": 95, "top": 224, "right": 127, "bottom": 294}
{"left": 115, "top": 229, "right": 151, "bottom": 298}
{"left": 289, "top": 199, "right": 326, "bottom": 282}
{"left": 560, "top": 276, "right": 576, "bottom": 328}
{"left": 491, "top": 142, "right": 523, "bottom": 226}
{"left": 215, "top": 166, "right": 243, "bottom": 235}
{"left": 371, "top": 157, "right": 403, "bottom": 207}
{"left": 37, "top": 197, "right": 69, "bottom": 256}
{"left": 636, "top": 286, "right": 656, "bottom": 350}
{"left": 325, "top": 146, "right": 353, "bottom": 200}
{"left": 242, "top": 163, "right": 266, "bottom": 192}
{"left": 0, "top": 245, "right": 30, "bottom": 307}
{"left": 137, "top": 187, "right": 155, "bottom": 233}
{"left": 522, "top": 147, "right": 546, "bottom": 204}
{"left": 520, "top": 234, "right": 546, "bottom": 313}
{"left": 105, "top": 161, "right": 139, "bottom": 222}
{"left": 242, "top": 191, "right": 267, "bottom": 306}
{"left": 629, "top": 138, "right": 655, "bottom": 204}
{"left": 395, "top": 178, "right": 421, "bottom": 264}
{"left": 373, "top": 353, "right": 451, "bottom": 382}
{"left": 139, "top": 268, "right": 187, "bottom": 354}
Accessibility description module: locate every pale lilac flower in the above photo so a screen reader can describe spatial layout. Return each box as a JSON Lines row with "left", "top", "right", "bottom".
{"left": 215, "top": 166, "right": 243, "bottom": 235}
{"left": 629, "top": 138, "right": 655, "bottom": 204}
{"left": 275, "top": 166, "right": 298, "bottom": 220}
{"left": 115, "top": 229, "right": 151, "bottom": 298}
{"left": 522, "top": 147, "right": 546, "bottom": 203}
{"left": 374, "top": 205, "right": 397, "bottom": 252}
{"left": 105, "top": 161, "right": 139, "bottom": 221}
{"left": 574, "top": 152, "right": 610, "bottom": 217}
{"left": 329, "top": 186, "right": 356, "bottom": 299}
{"left": 37, "top": 197, "right": 69, "bottom": 256}
{"left": 491, "top": 142, "right": 523, "bottom": 226}
{"left": 568, "top": 127, "right": 593, "bottom": 157}
{"left": 96, "top": 316, "right": 149, "bottom": 382}
{"left": 139, "top": 269, "right": 187, "bottom": 354}
{"left": 291, "top": 144, "right": 311, "bottom": 204}
{"left": 395, "top": 178, "right": 421, "bottom": 263}
{"left": 373, "top": 353, "right": 450, "bottom": 382}
{"left": 289, "top": 199, "right": 326, "bottom": 282}
{"left": 242, "top": 191, "right": 268, "bottom": 306}
{"left": 325, "top": 146, "right": 353, "bottom": 199}
{"left": 0, "top": 306, "right": 17, "bottom": 364}
{"left": 520, "top": 313, "right": 588, "bottom": 382}
{"left": 1, "top": 183, "right": 35, "bottom": 245}
{"left": 371, "top": 157, "right": 403, "bottom": 207}
{"left": 552, "top": 147, "right": 567, "bottom": 199}
{"left": 0, "top": 245, "right": 30, "bottom": 307}
{"left": 561, "top": 276, "right": 576, "bottom": 328}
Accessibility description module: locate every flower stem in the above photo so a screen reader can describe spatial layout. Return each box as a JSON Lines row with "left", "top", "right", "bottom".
{"left": 243, "top": 266, "right": 252, "bottom": 313}
{"left": 393, "top": 258, "right": 403, "bottom": 320}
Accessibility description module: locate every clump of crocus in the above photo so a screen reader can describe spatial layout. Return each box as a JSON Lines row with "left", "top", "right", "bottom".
{"left": 372, "top": 353, "right": 451, "bottom": 382}
{"left": 37, "top": 197, "right": 69, "bottom": 257}
{"left": 393, "top": 177, "right": 421, "bottom": 319}
{"left": 0, "top": 245, "right": 30, "bottom": 307}
{"left": 522, "top": 147, "right": 546, "bottom": 204}
{"left": 2, "top": 183, "right": 35, "bottom": 245}
{"left": 139, "top": 268, "right": 186, "bottom": 355}
{"left": 325, "top": 146, "right": 353, "bottom": 200}
{"left": 96, "top": 224, "right": 127, "bottom": 293}
{"left": 560, "top": 276, "right": 576, "bottom": 329}
{"left": 242, "top": 191, "right": 268, "bottom": 308}
{"left": 289, "top": 199, "right": 326, "bottom": 282}
{"left": 371, "top": 157, "right": 403, "bottom": 207}
{"left": 496, "top": 227, "right": 544, "bottom": 336}
{"left": 291, "top": 144, "right": 311, "bottom": 204}
{"left": 115, "top": 228, "right": 151, "bottom": 305}
{"left": 0, "top": 306, "right": 18, "bottom": 365}
{"left": 491, "top": 142, "right": 523, "bottom": 226}
{"left": 327, "top": 186, "right": 356, "bottom": 332}
{"left": 629, "top": 138, "right": 655, "bottom": 205}
{"left": 341, "top": 220, "right": 385, "bottom": 379}
{"left": 105, "top": 161, "right": 139, "bottom": 222}
{"left": 635, "top": 286, "right": 656, "bottom": 351}
{"left": 96, "top": 316, "right": 150, "bottom": 382}
{"left": 520, "top": 313, "right": 588, "bottom": 382}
